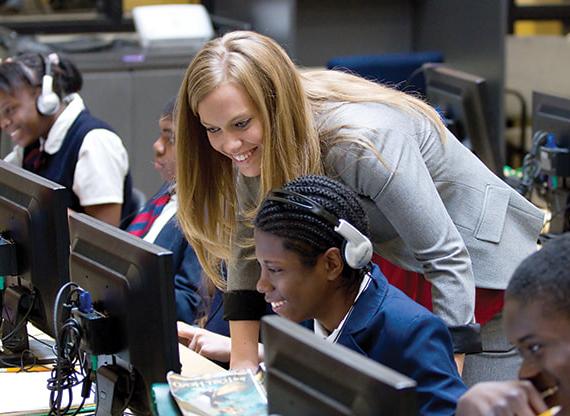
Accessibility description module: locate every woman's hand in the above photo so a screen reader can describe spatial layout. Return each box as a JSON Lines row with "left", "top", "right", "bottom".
{"left": 177, "top": 321, "right": 232, "bottom": 363}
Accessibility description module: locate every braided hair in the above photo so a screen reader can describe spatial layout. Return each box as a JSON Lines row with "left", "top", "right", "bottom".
{"left": 0, "top": 52, "right": 82, "bottom": 98}
{"left": 255, "top": 175, "right": 371, "bottom": 294}
{"left": 506, "top": 232, "right": 570, "bottom": 320}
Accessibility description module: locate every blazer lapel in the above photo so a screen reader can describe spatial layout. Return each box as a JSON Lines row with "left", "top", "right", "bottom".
{"left": 336, "top": 265, "right": 389, "bottom": 352}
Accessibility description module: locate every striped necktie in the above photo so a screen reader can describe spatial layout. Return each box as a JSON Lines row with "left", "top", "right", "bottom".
{"left": 127, "top": 189, "right": 171, "bottom": 238}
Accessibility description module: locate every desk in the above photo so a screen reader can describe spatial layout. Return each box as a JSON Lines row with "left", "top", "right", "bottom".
{"left": 152, "top": 344, "right": 227, "bottom": 416}
{"left": 179, "top": 343, "right": 226, "bottom": 377}
{"left": 0, "top": 343, "right": 225, "bottom": 415}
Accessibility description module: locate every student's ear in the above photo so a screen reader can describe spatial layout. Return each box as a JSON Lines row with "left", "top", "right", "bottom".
{"left": 322, "top": 247, "right": 344, "bottom": 281}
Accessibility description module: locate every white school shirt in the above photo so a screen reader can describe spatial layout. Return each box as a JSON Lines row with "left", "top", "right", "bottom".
{"left": 4, "top": 93, "right": 129, "bottom": 207}
{"left": 313, "top": 273, "right": 372, "bottom": 343}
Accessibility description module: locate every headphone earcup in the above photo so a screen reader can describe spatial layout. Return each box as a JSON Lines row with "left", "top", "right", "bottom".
{"left": 336, "top": 219, "right": 373, "bottom": 269}
{"left": 37, "top": 91, "right": 60, "bottom": 116}
{"left": 36, "top": 73, "right": 60, "bottom": 116}
{"left": 343, "top": 239, "right": 373, "bottom": 269}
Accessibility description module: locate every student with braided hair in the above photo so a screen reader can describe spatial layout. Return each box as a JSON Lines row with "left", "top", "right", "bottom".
{"left": 181, "top": 174, "right": 467, "bottom": 415}
{"left": 175, "top": 30, "right": 544, "bottom": 382}
{"left": 0, "top": 52, "right": 134, "bottom": 226}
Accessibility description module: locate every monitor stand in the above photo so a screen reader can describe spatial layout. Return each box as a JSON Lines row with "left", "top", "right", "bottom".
{"left": 1, "top": 286, "right": 31, "bottom": 354}
{"left": 0, "top": 286, "right": 55, "bottom": 368}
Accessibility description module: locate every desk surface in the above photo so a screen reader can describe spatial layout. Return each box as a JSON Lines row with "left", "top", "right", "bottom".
{"left": 179, "top": 343, "right": 226, "bottom": 377}
{"left": 0, "top": 342, "right": 225, "bottom": 415}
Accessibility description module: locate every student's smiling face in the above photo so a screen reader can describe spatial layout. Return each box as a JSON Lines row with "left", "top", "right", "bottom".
{"left": 197, "top": 82, "right": 264, "bottom": 177}
{"left": 504, "top": 298, "right": 570, "bottom": 412}
{"left": 0, "top": 87, "right": 45, "bottom": 148}
{"left": 254, "top": 228, "right": 345, "bottom": 328}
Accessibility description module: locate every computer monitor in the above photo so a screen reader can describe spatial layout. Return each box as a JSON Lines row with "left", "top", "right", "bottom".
{"left": 67, "top": 212, "right": 181, "bottom": 415}
{"left": 532, "top": 91, "right": 570, "bottom": 151}
{"left": 424, "top": 64, "right": 502, "bottom": 176}
{"left": 261, "top": 315, "right": 417, "bottom": 416}
{"left": 0, "top": 160, "right": 70, "bottom": 358}
{"left": 530, "top": 91, "right": 570, "bottom": 233}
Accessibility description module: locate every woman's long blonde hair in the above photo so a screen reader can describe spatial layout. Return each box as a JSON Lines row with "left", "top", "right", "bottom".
{"left": 301, "top": 68, "right": 447, "bottom": 151}
{"left": 176, "top": 31, "right": 448, "bottom": 289}
{"left": 175, "top": 31, "right": 322, "bottom": 289}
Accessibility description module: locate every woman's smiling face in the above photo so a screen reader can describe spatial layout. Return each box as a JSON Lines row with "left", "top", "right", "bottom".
{"left": 197, "top": 82, "right": 264, "bottom": 177}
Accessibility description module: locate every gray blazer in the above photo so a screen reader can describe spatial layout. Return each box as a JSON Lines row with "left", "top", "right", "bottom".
{"left": 321, "top": 102, "right": 544, "bottom": 326}
{"left": 228, "top": 102, "right": 544, "bottom": 328}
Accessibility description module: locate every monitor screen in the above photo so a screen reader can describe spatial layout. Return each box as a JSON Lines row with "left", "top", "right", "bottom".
{"left": 424, "top": 64, "right": 502, "bottom": 176}
{"left": 532, "top": 91, "right": 570, "bottom": 150}
{"left": 68, "top": 211, "right": 181, "bottom": 414}
{"left": 530, "top": 91, "right": 570, "bottom": 233}
{"left": 0, "top": 160, "right": 70, "bottom": 357}
{"left": 261, "top": 315, "right": 417, "bottom": 416}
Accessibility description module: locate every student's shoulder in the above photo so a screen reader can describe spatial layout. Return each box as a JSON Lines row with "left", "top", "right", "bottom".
{"left": 382, "top": 284, "right": 445, "bottom": 330}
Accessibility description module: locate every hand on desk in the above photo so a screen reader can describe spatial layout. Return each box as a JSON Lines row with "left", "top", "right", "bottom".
{"left": 456, "top": 380, "right": 548, "bottom": 416}
{"left": 177, "top": 322, "right": 231, "bottom": 363}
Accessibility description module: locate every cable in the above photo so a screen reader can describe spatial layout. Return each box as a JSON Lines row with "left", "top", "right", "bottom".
{"left": 117, "top": 371, "right": 138, "bottom": 415}
{"left": 28, "top": 331, "right": 56, "bottom": 350}
{"left": 47, "top": 283, "right": 92, "bottom": 416}
{"left": 52, "top": 282, "right": 79, "bottom": 341}
{"left": 517, "top": 130, "right": 549, "bottom": 197}
{"left": 0, "top": 288, "right": 36, "bottom": 344}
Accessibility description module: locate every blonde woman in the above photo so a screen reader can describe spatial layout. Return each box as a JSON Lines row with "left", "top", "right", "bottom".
{"left": 175, "top": 31, "right": 544, "bottom": 384}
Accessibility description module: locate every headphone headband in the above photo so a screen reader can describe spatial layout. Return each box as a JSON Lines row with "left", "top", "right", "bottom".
{"left": 264, "top": 187, "right": 373, "bottom": 269}
{"left": 36, "top": 53, "right": 61, "bottom": 116}
{"left": 266, "top": 189, "right": 340, "bottom": 227}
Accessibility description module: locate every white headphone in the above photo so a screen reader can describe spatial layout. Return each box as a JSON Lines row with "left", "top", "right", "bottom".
{"left": 36, "top": 53, "right": 61, "bottom": 116}
{"left": 266, "top": 190, "right": 373, "bottom": 269}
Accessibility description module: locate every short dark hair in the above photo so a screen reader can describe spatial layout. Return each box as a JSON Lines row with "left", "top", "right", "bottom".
{"left": 254, "top": 175, "right": 371, "bottom": 293}
{"left": 161, "top": 96, "right": 177, "bottom": 119}
{"left": 506, "top": 232, "right": 570, "bottom": 319}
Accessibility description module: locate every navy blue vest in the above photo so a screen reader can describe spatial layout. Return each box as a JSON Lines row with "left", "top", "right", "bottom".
{"left": 25, "top": 110, "right": 135, "bottom": 227}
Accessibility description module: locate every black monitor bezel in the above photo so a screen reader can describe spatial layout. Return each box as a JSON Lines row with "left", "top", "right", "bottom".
{"left": 0, "top": 160, "right": 70, "bottom": 339}
{"left": 262, "top": 315, "right": 417, "bottom": 416}
{"left": 68, "top": 211, "right": 181, "bottom": 413}
{"left": 424, "top": 64, "right": 502, "bottom": 175}
{"left": 532, "top": 91, "right": 570, "bottom": 149}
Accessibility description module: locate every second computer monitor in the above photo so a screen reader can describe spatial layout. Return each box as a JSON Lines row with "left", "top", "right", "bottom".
{"left": 68, "top": 212, "right": 181, "bottom": 414}
{"left": 262, "top": 315, "right": 417, "bottom": 416}
{"left": 0, "top": 160, "right": 69, "bottom": 352}
{"left": 424, "top": 64, "right": 502, "bottom": 175}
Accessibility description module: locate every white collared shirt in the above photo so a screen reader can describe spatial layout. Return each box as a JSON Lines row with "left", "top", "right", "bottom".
{"left": 4, "top": 94, "right": 129, "bottom": 207}
{"left": 314, "top": 273, "right": 372, "bottom": 343}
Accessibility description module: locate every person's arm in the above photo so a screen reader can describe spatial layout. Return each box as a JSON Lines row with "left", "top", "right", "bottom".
{"left": 229, "top": 320, "right": 262, "bottom": 369}
{"left": 456, "top": 381, "right": 548, "bottom": 416}
{"left": 73, "top": 129, "right": 129, "bottom": 222}
{"left": 177, "top": 321, "right": 264, "bottom": 364}
{"left": 223, "top": 175, "right": 267, "bottom": 369}
{"left": 396, "top": 314, "right": 467, "bottom": 416}
{"left": 84, "top": 202, "right": 121, "bottom": 226}
{"left": 162, "top": 220, "right": 203, "bottom": 324}
{"left": 327, "top": 111, "right": 477, "bottom": 350}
